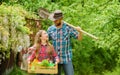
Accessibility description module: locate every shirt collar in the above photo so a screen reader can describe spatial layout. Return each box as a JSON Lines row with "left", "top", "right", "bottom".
{"left": 41, "top": 44, "right": 47, "bottom": 46}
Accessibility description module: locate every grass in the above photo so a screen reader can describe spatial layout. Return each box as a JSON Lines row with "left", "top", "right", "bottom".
{"left": 9, "top": 66, "right": 35, "bottom": 75}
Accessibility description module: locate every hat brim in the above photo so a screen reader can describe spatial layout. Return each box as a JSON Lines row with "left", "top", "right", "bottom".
{"left": 48, "top": 13, "right": 63, "bottom": 21}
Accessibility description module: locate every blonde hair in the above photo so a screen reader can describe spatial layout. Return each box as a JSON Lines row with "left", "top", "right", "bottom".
{"left": 34, "top": 30, "right": 53, "bottom": 58}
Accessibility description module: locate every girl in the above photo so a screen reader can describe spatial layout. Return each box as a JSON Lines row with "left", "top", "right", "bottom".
{"left": 27, "top": 30, "right": 59, "bottom": 75}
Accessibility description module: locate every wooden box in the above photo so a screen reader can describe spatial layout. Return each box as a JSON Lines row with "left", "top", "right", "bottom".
{"left": 28, "top": 64, "right": 58, "bottom": 74}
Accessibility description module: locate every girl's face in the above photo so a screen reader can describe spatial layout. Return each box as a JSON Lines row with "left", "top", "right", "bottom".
{"left": 40, "top": 31, "right": 48, "bottom": 41}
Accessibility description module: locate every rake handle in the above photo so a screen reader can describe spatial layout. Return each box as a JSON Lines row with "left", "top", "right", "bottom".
{"left": 64, "top": 22, "right": 98, "bottom": 40}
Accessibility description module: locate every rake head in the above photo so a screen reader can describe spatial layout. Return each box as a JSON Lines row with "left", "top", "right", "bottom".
{"left": 38, "top": 7, "right": 50, "bottom": 19}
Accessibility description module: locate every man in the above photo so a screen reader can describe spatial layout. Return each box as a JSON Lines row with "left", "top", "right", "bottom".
{"left": 47, "top": 10, "right": 82, "bottom": 75}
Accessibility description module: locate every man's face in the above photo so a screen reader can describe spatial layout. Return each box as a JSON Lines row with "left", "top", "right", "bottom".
{"left": 54, "top": 18, "right": 62, "bottom": 26}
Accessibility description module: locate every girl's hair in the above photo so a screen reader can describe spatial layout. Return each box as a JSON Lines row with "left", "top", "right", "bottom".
{"left": 34, "top": 30, "right": 53, "bottom": 58}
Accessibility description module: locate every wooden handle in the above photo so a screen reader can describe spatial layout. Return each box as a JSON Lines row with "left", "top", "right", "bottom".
{"left": 64, "top": 21, "right": 98, "bottom": 40}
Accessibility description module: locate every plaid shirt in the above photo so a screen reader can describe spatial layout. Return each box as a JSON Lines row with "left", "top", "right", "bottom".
{"left": 47, "top": 22, "right": 79, "bottom": 64}
{"left": 28, "top": 44, "right": 58, "bottom": 62}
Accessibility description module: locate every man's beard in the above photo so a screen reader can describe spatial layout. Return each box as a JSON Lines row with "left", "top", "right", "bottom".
{"left": 55, "top": 22, "right": 61, "bottom": 26}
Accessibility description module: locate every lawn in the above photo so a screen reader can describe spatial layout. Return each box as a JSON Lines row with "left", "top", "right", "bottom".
{"left": 9, "top": 66, "right": 35, "bottom": 75}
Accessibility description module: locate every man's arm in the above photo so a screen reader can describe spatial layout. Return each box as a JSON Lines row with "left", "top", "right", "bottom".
{"left": 75, "top": 27, "right": 83, "bottom": 41}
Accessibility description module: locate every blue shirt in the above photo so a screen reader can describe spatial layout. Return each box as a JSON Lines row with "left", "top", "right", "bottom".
{"left": 47, "top": 22, "right": 78, "bottom": 64}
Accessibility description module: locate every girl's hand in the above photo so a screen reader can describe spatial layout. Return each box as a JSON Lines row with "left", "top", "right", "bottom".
{"left": 55, "top": 59, "right": 60, "bottom": 64}
{"left": 27, "top": 58, "right": 31, "bottom": 64}
{"left": 28, "top": 61, "right": 31, "bottom": 64}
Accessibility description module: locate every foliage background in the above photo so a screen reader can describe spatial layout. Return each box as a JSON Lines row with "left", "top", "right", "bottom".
{"left": 0, "top": 0, "right": 120, "bottom": 75}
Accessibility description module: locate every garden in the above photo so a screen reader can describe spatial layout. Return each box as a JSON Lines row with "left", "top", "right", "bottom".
{"left": 0, "top": 0, "right": 120, "bottom": 75}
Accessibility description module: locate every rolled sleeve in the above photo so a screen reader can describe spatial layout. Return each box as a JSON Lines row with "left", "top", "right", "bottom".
{"left": 70, "top": 27, "right": 79, "bottom": 39}
{"left": 28, "top": 51, "right": 36, "bottom": 61}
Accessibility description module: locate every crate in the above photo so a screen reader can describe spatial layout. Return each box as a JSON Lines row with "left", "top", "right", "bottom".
{"left": 28, "top": 64, "right": 58, "bottom": 74}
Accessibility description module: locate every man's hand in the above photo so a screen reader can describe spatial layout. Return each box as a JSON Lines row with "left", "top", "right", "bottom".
{"left": 75, "top": 26, "right": 82, "bottom": 32}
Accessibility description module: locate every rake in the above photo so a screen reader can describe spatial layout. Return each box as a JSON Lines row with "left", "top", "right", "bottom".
{"left": 38, "top": 8, "right": 98, "bottom": 40}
